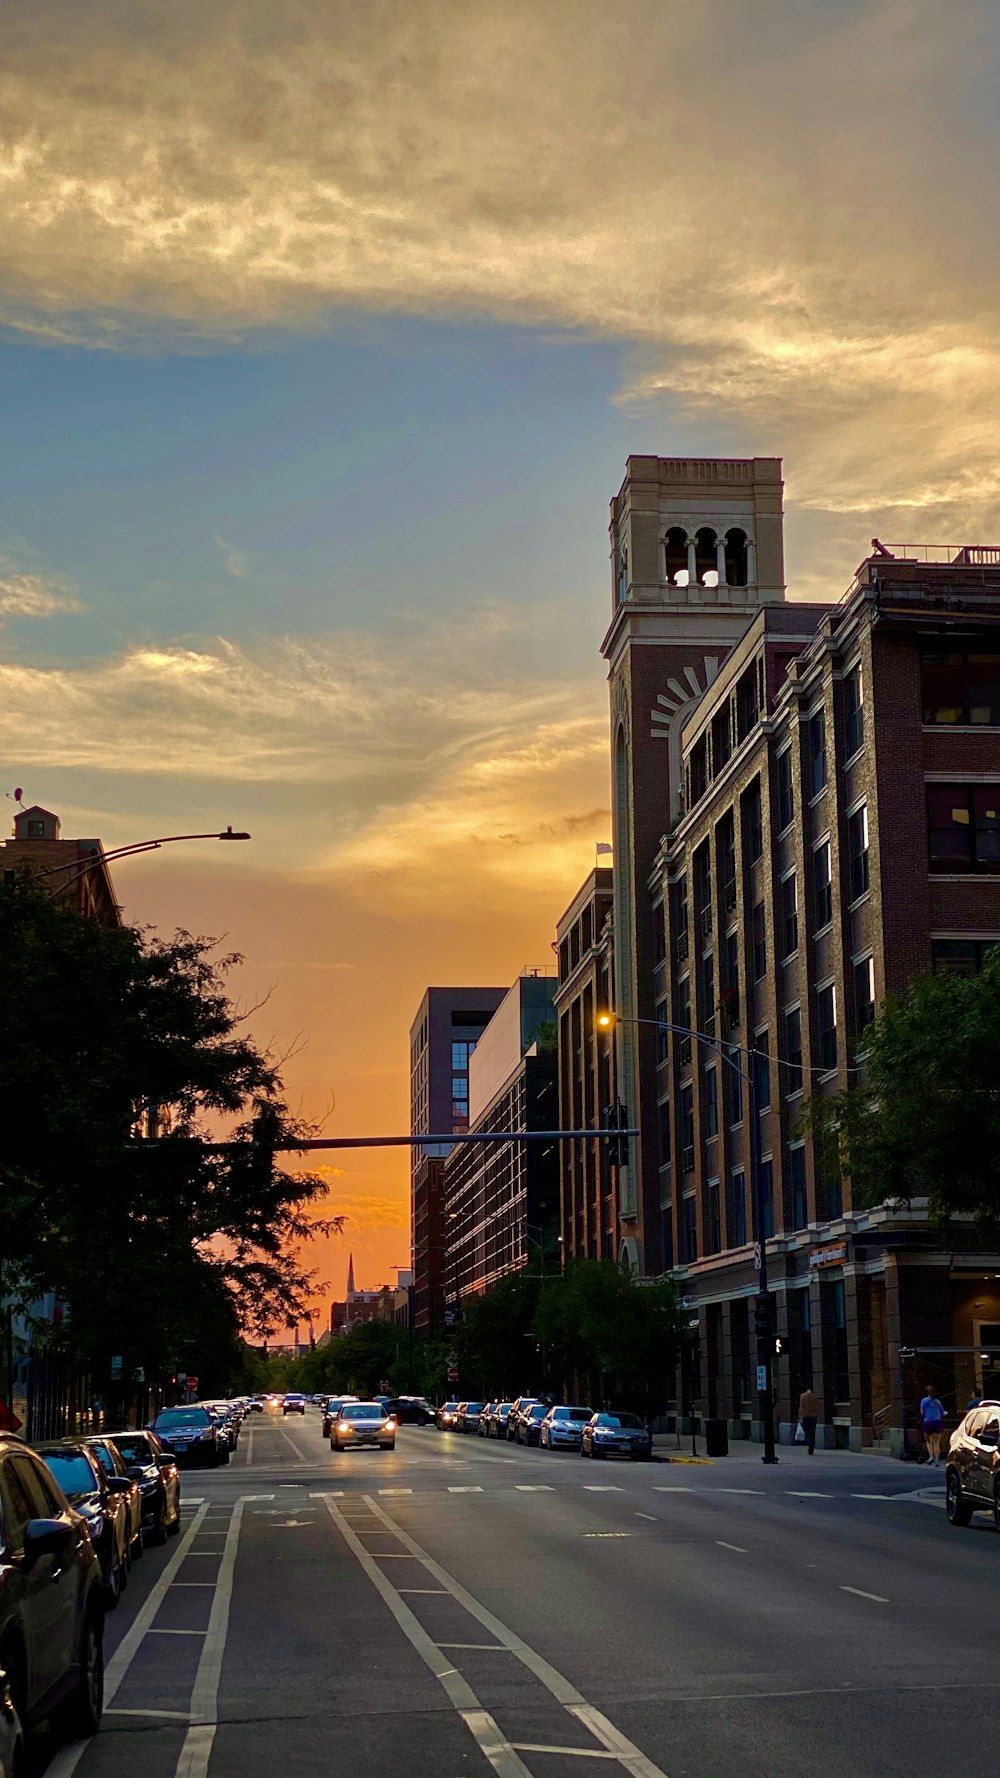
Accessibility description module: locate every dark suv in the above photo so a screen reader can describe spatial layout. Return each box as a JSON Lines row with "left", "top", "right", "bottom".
{"left": 946, "top": 1401, "right": 1000, "bottom": 1527}
{"left": 0, "top": 1433, "right": 105, "bottom": 1750}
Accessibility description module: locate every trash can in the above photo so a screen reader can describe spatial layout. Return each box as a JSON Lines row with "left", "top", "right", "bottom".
{"left": 704, "top": 1418, "right": 728, "bottom": 1457}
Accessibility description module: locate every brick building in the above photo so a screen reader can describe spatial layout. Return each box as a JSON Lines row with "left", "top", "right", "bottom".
{"left": 554, "top": 867, "right": 617, "bottom": 1262}
{"left": 2, "top": 804, "right": 120, "bottom": 925}
{"left": 605, "top": 453, "right": 1000, "bottom": 1448}
{"left": 409, "top": 987, "right": 506, "bottom": 1333}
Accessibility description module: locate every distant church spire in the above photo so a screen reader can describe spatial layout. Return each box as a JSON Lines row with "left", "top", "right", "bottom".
{"left": 346, "top": 1253, "right": 355, "bottom": 1299}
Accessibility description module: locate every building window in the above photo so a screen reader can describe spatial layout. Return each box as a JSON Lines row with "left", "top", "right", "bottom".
{"left": 680, "top": 1085, "right": 695, "bottom": 1172}
{"left": 707, "top": 1180, "right": 721, "bottom": 1254}
{"left": 672, "top": 875, "right": 689, "bottom": 962}
{"left": 781, "top": 871, "right": 798, "bottom": 957}
{"left": 736, "top": 666, "right": 759, "bottom": 742}
{"left": 745, "top": 778, "right": 763, "bottom": 864}
{"left": 844, "top": 666, "right": 864, "bottom": 758}
{"left": 817, "top": 984, "right": 837, "bottom": 1072}
{"left": 927, "top": 784, "right": 1000, "bottom": 873}
{"left": 732, "top": 1170, "right": 747, "bottom": 1246}
{"left": 681, "top": 1195, "right": 698, "bottom": 1263}
{"left": 755, "top": 1029, "right": 770, "bottom": 1110}
{"left": 760, "top": 1158, "right": 774, "bottom": 1240}
{"left": 676, "top": 975, "right": 692, "bottom": 1066}
{"left": 931, "top": 938, "right": 1000, "bottom": 975}
{"left": 653, "top": 906, "right": 666, "bottom": 965}
{"left": 789, "top": 1144, "right": 807, "bottom": 1230}
{"left": 777, "top": 746, "right": 794, "bottom": 833}
{"left": 689, "top": 736, "right": 709, "bottom": 804}
{"left": 809, "top": 710, "right": 826, "bottom": 797}
{"left": 712, "top": 706, "right": 732, "bottom": 774}
{"left": 847, "top": 803, "right": 869, "bottom": 900}
{"left": 814, "top": 839, "right": 833, "bottom": 930}
{"left": 701, "top": 950, "right": 715, "bottom": 1034}
{"left": 723, "top": 928, "right": 740, "bottom": 1030}
{"left": 785, "top": 1005, "right": 803, "bottom": 1096}
{"left": 658, "top": 1098, "right": 671, "bottom": 1167}
{"left": 705, "top": 1065, "right": 719, "bottom": 1139}
{"left": 694, "top": 843, "right": 712, "bottom": 927}
{"left": 854, "top": 956, "right": 875, "bottom": 1030}
{"left": 729, "top": 1058, "right": 743, "bottom": 1126}
{"left": 922, "top": 648, "right": 1000, "bottom": 727}
{"left": 655, "top": 999, "right": 669, "bottom": 1065}
{"left": 752, "top": 901, "right": 766, "bottom": 981}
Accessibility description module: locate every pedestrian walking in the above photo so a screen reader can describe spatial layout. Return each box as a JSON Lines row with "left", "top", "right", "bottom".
{"left": 797, "top": 1385, "right": 819, "bottom": 1455}
{"left": 919, "top": 1383, "right": 946, "bottom": 1465}
{"left": 967, "top": 1386, "right": 983, "bottom": 1412}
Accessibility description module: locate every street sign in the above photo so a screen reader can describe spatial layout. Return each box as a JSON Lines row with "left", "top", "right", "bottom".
{"left": 186, "top": 1375, "right": 198, "bottom": 1394}
{"left": 447, "top": 1367, "right": 459, "bottom": 1382}
{"left": 753, "top": 1242, "right": 762, "bottom": 1271}
{"left": 756, "top": 1364, "right": 768, "bottom": 1391}
{"left": 110, "top": 1355, "right": 123, "bottom": 1380}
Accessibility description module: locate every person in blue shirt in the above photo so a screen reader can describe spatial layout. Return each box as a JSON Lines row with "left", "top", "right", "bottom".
{"left": 919, "top": 1384, "right": 945, "bottom": 1465}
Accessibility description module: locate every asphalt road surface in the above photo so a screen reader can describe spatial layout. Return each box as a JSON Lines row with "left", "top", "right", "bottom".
{"left": 34, "top": 1406, "right": 1000, "bottom": 1778}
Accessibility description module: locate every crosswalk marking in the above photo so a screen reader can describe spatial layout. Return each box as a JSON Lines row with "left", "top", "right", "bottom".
{"left": 378, "top": 1488, "right": 413, "bottom": 1496}
{"left": 448, "top": 1485, "right": 483, "bottom": 1493}
{"left": 515, "top": 1485, "right": 555, "bottom": 1492}
{"left": 583, "top": 1485, "right": 623, "bottom": 1492}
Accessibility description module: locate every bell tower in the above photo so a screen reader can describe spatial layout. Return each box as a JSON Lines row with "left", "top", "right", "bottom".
{"left": 602, "top": 455, "right": 786, "bottom": 1276}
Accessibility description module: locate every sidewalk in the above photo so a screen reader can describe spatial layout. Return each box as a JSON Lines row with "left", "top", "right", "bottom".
{"left": 652, "top": 1433, "right": 933, "bottom": 1480}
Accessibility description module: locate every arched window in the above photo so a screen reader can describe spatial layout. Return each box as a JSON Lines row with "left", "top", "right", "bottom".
{"left": 617, "top": 546, "right": 629, "bottom": 602}
{"left": 664, "top": 527, "right": 689, "bottom": 586}
{"left": 725, "top": 528, "right": 749, "bottom": 587}
{"left": 695, "top": 528, "right": 718, "bottom": 587}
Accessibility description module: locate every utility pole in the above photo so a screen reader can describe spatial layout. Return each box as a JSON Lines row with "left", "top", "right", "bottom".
{"left": 749, "top": 1046, "right": 778, "bottom": 1464}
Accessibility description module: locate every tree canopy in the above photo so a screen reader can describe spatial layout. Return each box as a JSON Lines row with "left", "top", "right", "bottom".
{"left": 0, "top": 871, "right": 338, "bottom": 1385}
{"left": 808, "top": 949, "right": 1000, "bottom": 1230}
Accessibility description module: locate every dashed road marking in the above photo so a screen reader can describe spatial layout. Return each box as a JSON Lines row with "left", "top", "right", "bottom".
{"left": 840, "top": 1585, "right": 889, "bottom": 1604}
{"left": 379, "top": 1488, "right": 413, "bottom": 1495}
{"left": 716, "top": 1540, "right": 748, "bottom": 1553}
{"left": 635, "top": 1513, "right": 658, "bottom": 1522}
{"left": 583, "top": 1485, "right": 623, "bottom": 1492}
{"left": 515, "top": 1485, "right": 555, "bottom": 1492}
{"left": 448, "top": 1486, "right": 484, "bottom": 1493}
{"left": 785, "top": 1491, "right": 833, "bottom": 1499}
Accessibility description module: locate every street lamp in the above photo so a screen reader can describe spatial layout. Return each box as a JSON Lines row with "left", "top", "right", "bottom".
{"left": 29, "top": 827, "right": 252, "bottom": 891}
{"left": 597, "top": 1008, "right": 777, "bottom": 1466}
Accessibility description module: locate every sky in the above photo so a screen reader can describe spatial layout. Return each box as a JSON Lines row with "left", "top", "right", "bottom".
{"left": 3, "top": 0, "right": 999, "bottom": 1322}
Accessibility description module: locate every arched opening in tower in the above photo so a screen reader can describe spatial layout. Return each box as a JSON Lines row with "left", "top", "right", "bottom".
{"left": 725, "top": 528, "right": 749, "bottom": 586}
{"left": 664, "top": 527, "right": 688, "bottom": 586}
{"left": 695, "top": 528, "right": 718, "bottom": 586}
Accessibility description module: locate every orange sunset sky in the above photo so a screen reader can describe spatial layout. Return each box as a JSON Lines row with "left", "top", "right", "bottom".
{"left": 3, "top": 2, "right": 998, "bottom": 1329}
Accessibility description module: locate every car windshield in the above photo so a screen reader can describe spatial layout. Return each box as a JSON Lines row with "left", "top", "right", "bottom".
{"left": 529, "top": 1404, "right": 548, "bottom": 1420}
{"left": 156, "top": 1408, "right": 211, "bottom": 1428}
{"left": 466, "top": 1403, "right": 485, "bottom": 1413}
{"left": 91, "top": 1445, "right": 115, "bottom": 1474}
{"left": 41, "top": 1452, "right": 99, "bottom": 1494}
{"left": 340, "top": 1404, "right": 385, "bottom": 1421}
{"left": 554, "top": 1408, "right": 592, "bottom": 1422}
{"left": 498, "top": 1403, "right": 513, "bottom": 1413}
{"left": 110, "top": 1435, "right": 154, "bottom": 1465}
{"left": 597, "top": 1412, "right": 643, "bottom": 1429}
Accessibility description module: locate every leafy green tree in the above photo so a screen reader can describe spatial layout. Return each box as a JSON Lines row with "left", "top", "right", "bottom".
{"left": 535, "top": 1259, "right": 680, "bottom": 1411}
{"left": 0, "top": 871, "right": 340, "bottom": 1387}
{"left": 807, "top": 950, "right": 1000, "bottom": 1231}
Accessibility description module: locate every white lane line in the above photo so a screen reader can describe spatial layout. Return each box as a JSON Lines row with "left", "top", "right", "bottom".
{"left": 354, "top": 1497, "right": 670, "bottom": 1778}
{"left": 437, "top": 1643, "right": 508, "bottom": 1651}
{"left": 449, "top": 1486, "right": 484, "bottom": 1493}
{"left": 106, "top": 1707, "right": 193, "bottom": 1720}
{"left": 172, "top": 1499, "right": 246, "bottom": 1778}
{"left": 280, "top": 1431, "right": 309, "bottom": 1463}
{"left": 185, "top": 1497, "right": 207, "bottom": 1506}
{"left": 320, "top": 1497, "right": 531, "bottom": 1778}
{"left": 654, "top": 1486, "right": 692, "bottom": 1492}
{"left": 515, "top": 1485, "right": 554, "bottom": 1492}
{"left": 717, "top": 1541, "right": 748, "bottom": 1554}
{"left": 840, "top": 1585, "right": 890, "bottom": 1604}
{"left": 44, "top": 1502, "right": 210, "bottom": 1778}
{"left": 635, "top": 1514, "right": 658, "bottom": 1522}
{"left": 172, "top": 1584, "right": 215, "bottom": 1588}
{"left": 397, "top": 1588, "right": 450, "bottom": 1595}
{"left": 852, "top": 1493, "right": 895, "bottom": 1500}
{"left": 244, "top": 1428, "right": 254, "bottom": 1466}
{"left": 583, "top": 1486, "right": 623, "bottom": 1492}
{"left": 149, "top": 1628, "right": 208, "bottom": 1637}
{"left": 309, "top": 1490, "right": 345, "bottom": 1497}
{"left": 512, "top": 1745, "right": 617, "bottom": 1761}
{"left": 717, "top": 1489, "right": 765, "bottom": 1495}
{"left": 582, "top": 1533, "right": 631, "bottom": 1540}
{"left": 786, "top": 1491, "right": 833, "bottom": 1499}
{"left": 379, "top": 1488, "right": 413, "bottom": 1496}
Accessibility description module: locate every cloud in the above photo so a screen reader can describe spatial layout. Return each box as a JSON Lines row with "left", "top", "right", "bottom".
{"left": 1, "top": 1, "right": 998, "bottom": 535}
{"left": 0, "top": 570, "right": 82, "bottom": 620}
{"left": 213, "top": 536, "right": 251, "bottom": 580}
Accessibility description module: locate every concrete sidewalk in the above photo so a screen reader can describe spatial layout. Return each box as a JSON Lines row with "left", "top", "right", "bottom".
{"left": 652, "top": 1432, "right": 934, "bottom": 1479}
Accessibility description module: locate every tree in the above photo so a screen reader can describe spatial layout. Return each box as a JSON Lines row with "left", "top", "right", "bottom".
{"left": 806, "top": 949, "right": 1000, "bottom": 1231}
{"left": 535, "top": 1259, "right": 680, "bottom": 1411}
{"left": 0, "top": 872, "right": 340, "bottom": 1385}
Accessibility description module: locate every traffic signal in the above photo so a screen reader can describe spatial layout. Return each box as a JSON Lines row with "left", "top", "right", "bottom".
{"left": 753, "top": 1293, "right": 775, "bottom": 1344}
{"left": 603, "top": 1103, "right": 630, "bottom": 1169}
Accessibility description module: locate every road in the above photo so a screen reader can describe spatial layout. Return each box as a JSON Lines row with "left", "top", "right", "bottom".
{"left": 34, "top": 1406, "right": 1000, "bottom": 1778}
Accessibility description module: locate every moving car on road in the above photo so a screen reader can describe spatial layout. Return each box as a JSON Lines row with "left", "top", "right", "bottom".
{"left": 386, "top": 1397, "right": 435, "bottom": 1425}
{"left": 580, "top": 1411, "right": 653, "bottom": 1461}
{"left": 946, "top": 1400, "right": 1000, "bottom": 1527}
{"left": 104, "top": 1431, "right": 180, "bottom": 1544}
{"left": 0, "top": 1433, "right": 105, "bottom": 1750}
{"left": 435, "top": 1401, "right": 460, "bottom": 1430}
{"left": 540, "top": 1406, "right": 593, "bottom": 1451}
{"left": 35, "top": 1443, "right": 131, "bottom": 1609}
{"left": 151, "top": 1405, "right": 224, "bottom": 1467}
{"left": 330, "top": 1403, "right": 396, "bottom": 1452}
{"left": 86, "top": 1437, "right": 144, "bottom": 1563}
{"left": 282, "top": 1393, "right": 307, "bottom": 1416}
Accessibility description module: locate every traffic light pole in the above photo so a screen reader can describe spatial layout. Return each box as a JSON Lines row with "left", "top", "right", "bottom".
{"left": 749, "top": 1046, "right": 778, "bottom": 1465}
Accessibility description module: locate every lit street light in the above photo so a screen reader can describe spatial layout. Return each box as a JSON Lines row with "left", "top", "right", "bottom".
{"left": 596, "top": 1008, "right": 777, "bottom": 1466}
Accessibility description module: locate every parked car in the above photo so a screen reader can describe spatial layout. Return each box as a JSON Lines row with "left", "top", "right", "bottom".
{"left": 330, "top": 1403, "right": 396, "bottom": 1452}
{"left": 386, "top": 1397, "right": 435, "bottom": 1426}
{"left": 946, "top": 1401, "right": 1000, "bottom": 1526}
{"left": 321, "top": 1397, "right": 359, "bottom": 1438}
{"left": 436, "top": 1401, "right": 460, "bottom": 1430}
{"left": 86, "top": 1437, "right": 143, "bottom": 1562}
{"left": 200, "top": 1403, "right": 238, "bottom": 1451}
{"left": 103, "top": 1430, "right": 180, "bottom": 1544}
{"left": 0, "top": 1433, "right": 105, "bottom": 1748}
{"left": 580, "top": 1411, "right": 653, "bottom": 1460}
{"left": 151, "top": 1405, "right": 224, "bottom": 1467}
{"left": 457, "top": 1403, "right": 486, "bottom": 1434}
{"left": 488, "top": 1403, "right": 514, "bottom": 1439}
{"left": 0, "top": 1667, "right": 24, "bottom": 1778}
{"left": 540, "top": 1406, "right": 593, "bottom": 1451}
{"left": 507, "top": 1398, "right": 538, "bottom": 1441}
{"left": 35, "top": 1444, "right": 131, "bottom": 1610}
{"left": 478, "top": 1402, "right": 497, "bottom": 1437}
{"left": 282, "top": 1393, "right": 307, "bottom": 1416}
{"left": 516, "top": 1403, "right": 550, "bottom": 1446}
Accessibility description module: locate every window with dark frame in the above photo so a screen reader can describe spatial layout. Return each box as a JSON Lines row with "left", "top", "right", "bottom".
{"left": 680, "top": 1084, "right": 695, "bottom": 1171}
{"left": 655, "top": 999, "right": 669, "bottom": 1064}
{"left": 701, "top": 950, "right": 715, "bottom": 1035}
{"left": 809, "top": 710, "right": 827, "bottom": 797}
{"left": 777, "top": 746, "right": 794, "bottom": 832}
{"left": 789, "top": 1144, "right": 807, "bottom": 1230}
{"left": 848, "top": 804, "right": 869, "bottom": 900}
{"left": 736, "top": 666, "right": 759, "bottom": 742}
{"left": 785, "top": 1005, "right": 803, "bottom": 1095}
{"left": 922, "top": 647, "right": 1000, "bottom": 727}
{"left": 745, "top": 777, "right": 763, "bottom": 864}
{"left": 781, "top": 871, "right": 798, "bottom": 956}
{"left": 759, "top": 1158, "right": 774, "bottom": 1240}
{"left": 707, "top": 1179, "right": 721, "bottom": 1254}
{"left": 854, "top": 955, "right": 875, "bottom": 1029}
{"left": 752, "top": 901, "right": 766, "bottom": 980}
{"left": 931, "top": 938, "right": 1000, "bottom": 975}
{"left": 755, "top": 1030, "right": 770, "bottom": 1109}
{"left": 729, "top": 1057, "right": 743, "bottom": 1125}
{"left": 689, "top": 735, "right": 709, "bottom": 804}
{"left": 705, "top": 1065, "right": 719, "bottom": 1139}
{"left": 658, "top": 1098, "right": 671, "bottom": 1167}
{"left": 814, "top": 839, "right": 833, "bottom": 929}
{"left": 732, "top": 1169, "right": 747, "bottom": 1247}
{"left": 927, "top": 784, "right": 1000, "bottom": 873}
{"left": 844, "top": 666, "right": 864, "bottom": 757}
{"left": 676, "top": 975, "right": 692, "bottom": 1066}
{"left": 681, "top": 1194, "right": 698, "bottom": 1263}
{"left": 817, "top": 984, "right": 837, "bottom": 1072}
{"left": 712, "top": 705, "right": 732, "bottom": 774}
